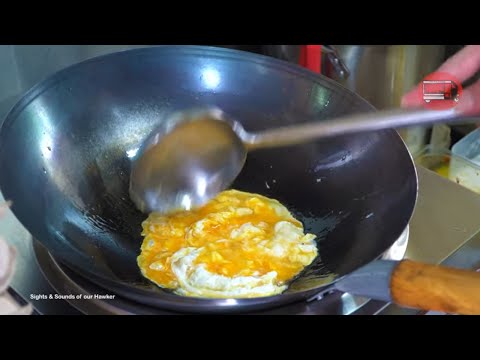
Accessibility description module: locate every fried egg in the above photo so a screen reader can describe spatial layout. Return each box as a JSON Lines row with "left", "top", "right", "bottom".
{"left": 137, "top": 190, "right": 317, "bottom": 298}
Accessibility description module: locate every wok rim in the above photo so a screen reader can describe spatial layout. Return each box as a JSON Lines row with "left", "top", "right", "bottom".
{"left": 0, "top": 45, "right": 376, "bottom": 136}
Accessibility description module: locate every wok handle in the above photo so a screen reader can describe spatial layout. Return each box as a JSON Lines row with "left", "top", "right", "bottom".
{"left": 391, "top": 259, "right": 480, "bottom": 315}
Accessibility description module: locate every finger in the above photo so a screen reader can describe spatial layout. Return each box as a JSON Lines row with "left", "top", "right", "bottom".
{"left": 402, "top": 45, "right": 480, "bottom": 109}
{"left": 437, "top": 45, "right": 480, "bottom": 84}
{"left": 401, "top": 84, "right": 423, "bottom": 108}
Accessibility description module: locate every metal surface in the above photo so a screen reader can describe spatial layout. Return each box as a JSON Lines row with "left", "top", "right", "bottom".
{"left": 262, "top": 45, "right": 302, "bottom": 64}
{"left": 324, "top": 46, "right": 446, "bottom": 109}
{"left": 322, "top": 46, "right": 350, "bottom": 79}
{"left": 6, "top": 167, "right": 480, "bottom": 314}
{"left": 241, "top": 108, "right": 465, "bottom": 147}
{"left": 333, "top": 260, "right": 397, "bottom": 302}
{"left": 376, "top": 168, "right": 480, "bottom": 315}
{"left": 0, "top": 45, "right": 417, "bottom": 312}
{"left": 131, "top": 105, "right": 464, "bottom": 214}
{"left": 2, "top": 45, "right": 464, "bottom": 316}
{"left": 32, "top": 225, "right": 409, "bottom": 315}
{"left": 129, "top": 109, "right": 247, "bottom": 214}
{"left": 404, "top": 167, "right": 480, "bottom": 264}
{"left": 0, "top": 46, "right": 265, "bottom": 123}
{"left": 322, "top": 45, "right": 446, "bottom": 156}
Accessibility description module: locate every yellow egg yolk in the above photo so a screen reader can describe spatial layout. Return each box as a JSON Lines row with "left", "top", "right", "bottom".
{"left": 137, "top": 189, "right": 317, "bottom": 297}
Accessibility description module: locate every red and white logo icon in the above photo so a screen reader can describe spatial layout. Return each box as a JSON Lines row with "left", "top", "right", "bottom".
{"left": 419, "top": 71, "right": 463, "bottom": 110}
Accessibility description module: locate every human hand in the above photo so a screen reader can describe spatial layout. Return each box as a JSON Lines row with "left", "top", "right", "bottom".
{"left": 402, "top": 45, "right": 480, "bottom": 115}
{"left": 0, "top": 200, "right": 33, "bottom": 315}
{"left": 0, "top": 201, "right": 14, "bottom": 295}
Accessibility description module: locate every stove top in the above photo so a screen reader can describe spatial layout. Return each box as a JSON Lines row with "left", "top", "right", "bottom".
{"left": 4, "top": 167, "right": 480, "bottom": 315}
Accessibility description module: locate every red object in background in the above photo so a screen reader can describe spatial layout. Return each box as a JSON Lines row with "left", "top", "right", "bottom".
{"left": 419, "top": 71, "right": 463, "bottom": 110}
{"left": 299, "top": 45, "right": 322, "bottom": 73}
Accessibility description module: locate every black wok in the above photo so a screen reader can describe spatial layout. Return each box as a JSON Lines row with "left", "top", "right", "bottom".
{"left": 0, "top": 46, "right": 421, "bottom": 313}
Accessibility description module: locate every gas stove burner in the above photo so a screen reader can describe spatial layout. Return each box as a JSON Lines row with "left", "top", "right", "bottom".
{"left": 33, "top": 226, "right": 409, "bottom": 315}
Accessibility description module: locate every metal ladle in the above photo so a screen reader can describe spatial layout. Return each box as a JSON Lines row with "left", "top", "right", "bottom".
{"left": 129, "top": 107, "right": 469, "bottom": 214}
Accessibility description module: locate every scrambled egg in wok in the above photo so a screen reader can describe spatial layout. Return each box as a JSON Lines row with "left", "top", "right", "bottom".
{"left": 137, "top": 190, "right": 317, "bottom": 298}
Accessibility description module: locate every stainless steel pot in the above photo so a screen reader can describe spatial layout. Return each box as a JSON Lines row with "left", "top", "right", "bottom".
{"left": 323, "top": 46, "right": 446, "bottom": 155}
{"left": 323, "top": 46, "right": 446, "bottom": 109}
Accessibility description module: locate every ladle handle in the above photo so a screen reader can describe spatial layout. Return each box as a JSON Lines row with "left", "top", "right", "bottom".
{"left": 390, "top": 259, "right": 480, "bottom": 315}
{"left": 244, "top": 108, "right": 471, "bottom": 150}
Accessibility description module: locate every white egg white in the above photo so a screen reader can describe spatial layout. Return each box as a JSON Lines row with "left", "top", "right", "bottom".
{"left": 171, "top": 247, "right": 287, "bottom": 298}
{"left": 169, "top": 220, "right": 317, "bottom": 298}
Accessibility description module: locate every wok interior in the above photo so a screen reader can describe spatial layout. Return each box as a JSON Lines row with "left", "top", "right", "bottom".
{"left": 0, "top": 46, "right": 417, "bottom": 309}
